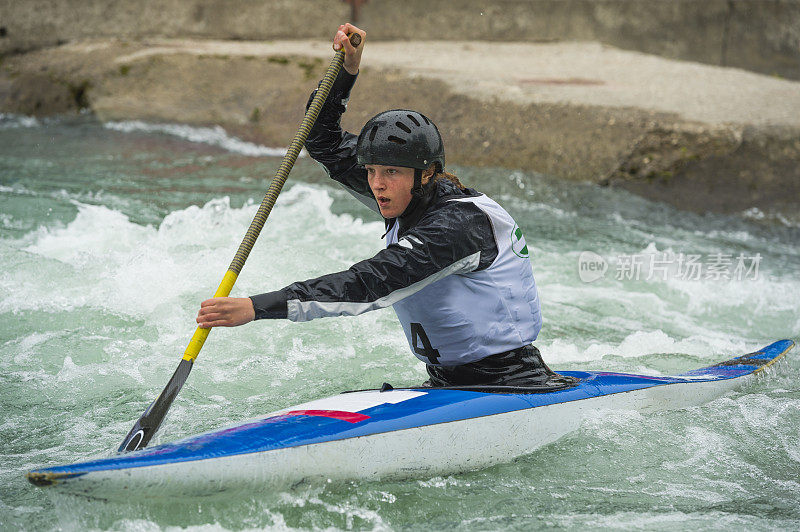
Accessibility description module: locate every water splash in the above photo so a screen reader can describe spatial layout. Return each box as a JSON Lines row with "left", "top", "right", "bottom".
{"left": 104, "top": 121, "right": 300, "bottom": 158}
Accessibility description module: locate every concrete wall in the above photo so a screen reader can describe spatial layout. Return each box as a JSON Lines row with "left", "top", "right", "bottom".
{"left": 1, "top": 0, "right": 798, "bottom": 79}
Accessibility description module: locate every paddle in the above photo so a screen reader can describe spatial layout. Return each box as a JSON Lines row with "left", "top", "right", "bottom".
{"left": 118, "top": 33, "right": 362, "bottom": 453}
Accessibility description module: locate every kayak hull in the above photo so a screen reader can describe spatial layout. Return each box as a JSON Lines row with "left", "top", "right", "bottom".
{"left": 28, "top": 340, "right": 793, "bottom": 500}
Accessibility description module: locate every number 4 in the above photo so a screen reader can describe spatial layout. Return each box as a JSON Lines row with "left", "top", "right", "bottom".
{"left": 411, "top": 322, "right": 440, "bottom": 364}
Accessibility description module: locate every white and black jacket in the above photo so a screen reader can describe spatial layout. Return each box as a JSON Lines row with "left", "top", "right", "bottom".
{"left": 250, "top": 70, "right": 542, "bottom": 366}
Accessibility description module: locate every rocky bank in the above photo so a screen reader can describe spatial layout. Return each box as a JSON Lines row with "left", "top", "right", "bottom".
{"left": 1, "top": 38, "right": 799, "bottom": 219}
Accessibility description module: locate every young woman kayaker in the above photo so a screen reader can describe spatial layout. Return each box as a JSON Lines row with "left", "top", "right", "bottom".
{"left": 196, "top": 23, "right": 562, "bottom": 387}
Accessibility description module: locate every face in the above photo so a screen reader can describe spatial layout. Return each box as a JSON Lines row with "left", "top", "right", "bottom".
{"left": 365, "top": 164, "right": 416, "bottom": 218}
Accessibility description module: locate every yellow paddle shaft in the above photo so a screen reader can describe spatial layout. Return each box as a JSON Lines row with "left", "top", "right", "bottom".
{"left": 183, "top": 270, "right": 238, "bottom": 361}
{"left": 179, "top": 33, "right": 361, "bottom": 363}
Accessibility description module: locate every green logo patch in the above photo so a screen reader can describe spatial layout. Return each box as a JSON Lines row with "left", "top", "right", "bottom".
{"left": 511, "top": 224, "right": 529, "bottom": 258}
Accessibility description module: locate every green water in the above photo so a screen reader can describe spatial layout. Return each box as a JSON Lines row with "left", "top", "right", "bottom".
{"left": 1, "top": 115, "right": 798, "bottom": 531}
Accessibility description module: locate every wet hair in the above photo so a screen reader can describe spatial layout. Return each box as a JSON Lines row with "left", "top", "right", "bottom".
{"left": 433, "top": 170, "right": 467, "bottom": 190}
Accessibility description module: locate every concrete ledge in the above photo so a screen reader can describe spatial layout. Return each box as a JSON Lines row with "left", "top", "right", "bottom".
{"left": 1, "top": 1, "right": 798, "bottom": 80}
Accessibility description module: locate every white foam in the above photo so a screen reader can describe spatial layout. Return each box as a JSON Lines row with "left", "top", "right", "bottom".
{"left": 9, "top": 185, "right": 383, "bottom": 325}
{"left": 103, "top": 120, "right": 300, "bottom": 158}
{"left": 0, "top": 113, "right": 40, "bottom": 129}
{"left": 0, "top": 213, "right": 32, "bottom": 230}
{"left": 56, "top": 355, "right": 79, "bottom": 382}
{"left": 0, "top": 183, "right": 36, "bottom": 196}
{"left": 743, "top": 206, "right": 799, "bottom": 228}
{"left": 539, "top": 328, "right": 754, "bottom": 370}
{"left": 549, "top": 241, "right": 800, "bottom": 348}
{"left": 6, "top": 331, "right": 63, "bottom": 366}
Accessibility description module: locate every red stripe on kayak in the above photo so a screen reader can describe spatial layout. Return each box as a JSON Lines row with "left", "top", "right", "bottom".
{"left": 285, "top": 410, "right": 370, "bottom": 423}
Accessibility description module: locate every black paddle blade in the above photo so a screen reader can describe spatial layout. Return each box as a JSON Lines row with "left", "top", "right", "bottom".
{"left": 118, "top": 358, "right": 194, "bottom": 453}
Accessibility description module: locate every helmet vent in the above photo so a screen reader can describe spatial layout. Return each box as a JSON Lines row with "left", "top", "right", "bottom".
{"left": 407, "top": 114, "right": 421, "bottom": 127}
{"left": 387, "top": 135, "right": 407, "bottom": 145}
{"left": 420, "top": 115, "right": 430, "bottom": 125}
{"left": 369, "top": 125, "right": 379, "bottom": 142}
{"left": 395, "top": 121, "right": 411, "bottom": 133}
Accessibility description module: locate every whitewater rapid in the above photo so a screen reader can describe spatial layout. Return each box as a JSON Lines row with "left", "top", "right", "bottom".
{"left": 1, "top": 115, "right": 798, "bottom": 531}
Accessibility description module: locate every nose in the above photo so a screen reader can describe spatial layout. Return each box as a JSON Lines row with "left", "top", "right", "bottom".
{"left": 369, "top": 173, "right": 385, "bottom": 191}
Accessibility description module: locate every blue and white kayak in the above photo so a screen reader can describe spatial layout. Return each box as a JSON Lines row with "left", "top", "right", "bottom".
{"left": 27, "top": 340, "right": 794, "bottom": 500}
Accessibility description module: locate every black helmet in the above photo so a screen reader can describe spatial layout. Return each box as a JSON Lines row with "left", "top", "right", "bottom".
{"left": 356, "top": 110, "right": 445, "bottom": 172}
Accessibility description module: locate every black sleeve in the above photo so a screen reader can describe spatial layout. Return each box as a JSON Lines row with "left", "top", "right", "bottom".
{"left": 250, "top": 202, "right": 499, "bottom": 321}
{"left": 303, "top": 69, "right": 377, "bottom": 213}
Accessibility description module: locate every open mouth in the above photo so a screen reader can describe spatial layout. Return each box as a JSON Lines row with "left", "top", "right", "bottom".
{"left": 377, "top": 196, "right": 390, "bottom": 208}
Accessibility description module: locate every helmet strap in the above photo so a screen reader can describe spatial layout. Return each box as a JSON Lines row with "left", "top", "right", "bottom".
{"left": 411, "top": 168, "right": 425, "bottom": 197}
{"left": 399, "top": 168, "right": 437, "bottom": 232}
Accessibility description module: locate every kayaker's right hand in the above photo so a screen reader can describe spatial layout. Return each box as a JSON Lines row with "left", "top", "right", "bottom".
{"left": 196, "top": 297, "right": 255, "bottom": 328}
{"left": 333, "top": 23, "right": 366, "bottom": 75}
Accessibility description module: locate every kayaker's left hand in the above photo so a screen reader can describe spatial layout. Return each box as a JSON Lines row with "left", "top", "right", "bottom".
{"left": 333, "top": 23, "right": 366, "bottom": 75}
{"left": 196, "top": 297, "right": 255, "bottom": 328}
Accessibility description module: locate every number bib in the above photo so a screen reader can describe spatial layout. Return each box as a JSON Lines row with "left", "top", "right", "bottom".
{"left": 387, "top": 194, "right": 542, "bottom": 366}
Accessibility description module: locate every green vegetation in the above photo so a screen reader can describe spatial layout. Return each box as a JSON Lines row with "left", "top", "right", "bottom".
{"left": 297, "top": 58, "right": 323, "bottom": 80}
